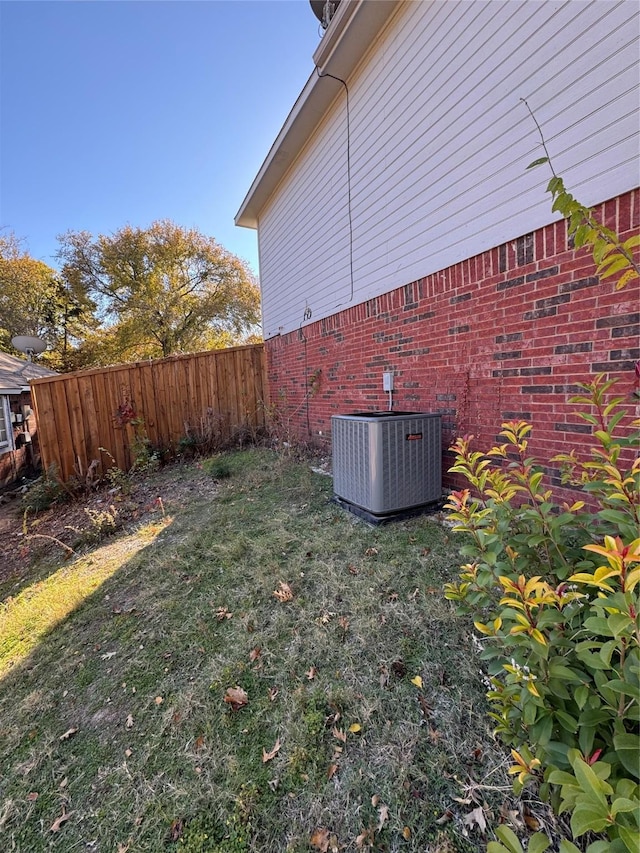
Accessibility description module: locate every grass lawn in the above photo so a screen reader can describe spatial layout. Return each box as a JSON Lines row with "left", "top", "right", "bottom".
{"left": 0, "top": 449, "right": 511, "bottom": 852}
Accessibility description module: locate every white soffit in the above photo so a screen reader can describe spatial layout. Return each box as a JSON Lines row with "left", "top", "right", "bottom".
{"left": 235, "top": 0, "right": 399, "bottom": 229}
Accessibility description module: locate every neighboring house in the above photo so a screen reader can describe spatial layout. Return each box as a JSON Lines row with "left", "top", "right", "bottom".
{"left": 0, "top": 351, "right": 57, "bottom": 487}
{"left": 236, "top": 0, "right": 640, "bottom": 502}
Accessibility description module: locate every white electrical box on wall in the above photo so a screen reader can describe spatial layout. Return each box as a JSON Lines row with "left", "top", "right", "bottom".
{"left": 382, "top": 372, "right": 394, "bottom": 391}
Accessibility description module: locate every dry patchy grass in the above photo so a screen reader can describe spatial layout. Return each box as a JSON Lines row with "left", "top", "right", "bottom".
{"left": 0, "top": 450, "right": 512, "bottom": 852}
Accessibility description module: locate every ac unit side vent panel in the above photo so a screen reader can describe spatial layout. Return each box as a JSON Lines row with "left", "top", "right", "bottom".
{"left": 331, "top": 412, "right": 441, "bottom": 515}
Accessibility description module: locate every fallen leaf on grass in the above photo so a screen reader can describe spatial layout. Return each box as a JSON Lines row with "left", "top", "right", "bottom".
{"left": 332, "top": 727, "right": 346, "bottom": 743}
{"left": 59, "top": 728, "right": 78, "bottom": 741}
{"left": 249, "top": 647, "right": 261, "bottom": 662}
{"left": 349, "top": 723, "right": 361, "bottom": 733}
{"left": 428, "top": 726, "right": 442, "bottom": 744}
{"left": 224, "top": 686, "right": 248, "bottom": 711}
{"left": 402, "top": 826, "right": 411, "bottom": 840}
{"left": 310, "top": 828, "right": 330, "bottom": 852}
{"left": 215, "top": 606, "right": 233, "bottom": 620}
{"left": 523, "top": 806, "right": 541, "bottom": 831}
{"left": 377, "top": 804, "right": 389, "bottom": 831}
{"left": 50, "top": 809, "right": 73, "bottom": 832}
{"left": 117, "top": 843, "right": 130, "bottom": 853}
{"left": 435, "top": 809, "right": 453, "bottom": 826}
{"left": 364, "top": 547, "right": 378, "bottom": 557}
{"left": 355, "top": 827, "right": 375, "bottom": 848}
{"left": 194, "top": 735, "right": 205, "bottom": 751}
{"left": 410, "top": 675, "right": 423, "bottom": 688}
{"left": 326, "top": 707, "right": 340, "bottom": 726}
{"left": 338, "top": 616, "right": 349, "bottom": 632}
{"left": 268, "top": 687, "right": 279, "bottom": 702}
{"left": 27, "top": 792, "right": 38, "bottom": 802}
{"left": 262, "top": 738, "right": 281, "bottom": 763}
{"left": 125, "top": 714, "right": 134, "bottom": 729}
{"left": 155, "top": 696, "right": 163, "bottom": 705}
{"left": 272, "top": 581, "right": 293, "bottom": 602}
{"left": 306, "top": 666, "right": 317, "bottom": 680}
{"left": 417, "top": 694, "right": 432, "bottom": 718}
{"left": 168, "top": 818, "right": 184, "bottom": 842}
{"left": 100, "top": 651, "right": 117, "bottom": 660}
{"left": 125, "top": 748, "right": 133, "bottom": 758}
{"left": 499, "top": 802, "right": 524, "bottom": 830}
{"left": 327, "top": 763, "right": 338, "bottom": 780}
{"left": 347, "top": 564, "right": 359, "bottom": 575}
{"left": 463, "top": 806, "right": 487, "bottom": 834}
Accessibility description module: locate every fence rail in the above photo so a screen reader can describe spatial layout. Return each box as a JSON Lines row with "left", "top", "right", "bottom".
{"left": 30, "top": 345, "right": 267, "bottom": 483}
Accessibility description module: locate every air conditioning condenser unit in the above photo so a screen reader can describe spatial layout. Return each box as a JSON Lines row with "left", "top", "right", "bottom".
{"left": 331, "top": 411, "right": 442, "bottom": 520}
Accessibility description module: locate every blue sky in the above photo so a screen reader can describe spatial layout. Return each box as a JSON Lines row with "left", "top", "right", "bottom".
{"left": 0, "top": 0, "right": 322, "bottom": 275}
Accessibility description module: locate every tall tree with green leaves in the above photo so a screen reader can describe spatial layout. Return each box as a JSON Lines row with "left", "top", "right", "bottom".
{"left": 57, "top": 220, "right": 261, "bottom": 360}
{"left": 0, "top": 233, "right": 96, "bottom": 369}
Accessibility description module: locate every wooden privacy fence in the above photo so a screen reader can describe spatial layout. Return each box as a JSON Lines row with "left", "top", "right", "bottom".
{"left": 30, "top": 345, "right": 267, "bottom": 483}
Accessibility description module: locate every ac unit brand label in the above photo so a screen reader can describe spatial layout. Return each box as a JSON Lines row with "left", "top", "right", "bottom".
{"left": 405, "top": 433, "right": 423, "bottom": 441}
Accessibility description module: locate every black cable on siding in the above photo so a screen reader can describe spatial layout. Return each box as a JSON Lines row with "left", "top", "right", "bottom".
{"left": 315, "top": 67, "right": 354, "bottom": 305}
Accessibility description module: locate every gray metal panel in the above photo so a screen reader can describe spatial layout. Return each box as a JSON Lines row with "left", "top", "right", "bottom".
{"left": 331, "top": 412, "right": 441, "bottom": 514}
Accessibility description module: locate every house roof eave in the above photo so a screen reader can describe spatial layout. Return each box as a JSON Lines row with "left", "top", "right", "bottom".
{"left": 235, "top": 0, "right": 399, "bottom": 229}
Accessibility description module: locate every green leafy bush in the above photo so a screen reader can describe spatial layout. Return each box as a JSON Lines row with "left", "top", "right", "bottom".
{"left": 444, "top": 376, "right": 639, "bottom": 850}
{"left": 202, "top": 455, "right": 233, "bottom": 480}
{"left": 22, "top": 463, "right": 79, "bottom": 512}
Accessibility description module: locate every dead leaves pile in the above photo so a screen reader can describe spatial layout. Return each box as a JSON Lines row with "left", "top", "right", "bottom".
{"left": 311, "top": 794, "right": 398, "bottom": 851}
{"left": 308, "top": 717, "right": 393, "bottom": 850}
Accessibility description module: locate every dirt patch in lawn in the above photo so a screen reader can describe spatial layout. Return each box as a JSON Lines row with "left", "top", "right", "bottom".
{"left": 0, "top": 461, "right": 220, "bottom": 593}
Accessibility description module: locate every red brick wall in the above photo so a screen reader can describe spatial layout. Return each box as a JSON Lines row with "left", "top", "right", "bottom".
{"left": 0, "top": 392, "right": 42, "bottom": 488}
{"left": 265, "top": 190, "right": 640, "bottom": 505}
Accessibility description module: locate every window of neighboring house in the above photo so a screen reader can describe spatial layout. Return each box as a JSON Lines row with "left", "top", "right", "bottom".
{"left": 0, "top": 396, "right": 15, "bottom": 454}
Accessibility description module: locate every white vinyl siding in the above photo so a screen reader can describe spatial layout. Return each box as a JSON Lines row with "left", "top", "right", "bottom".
{"left": 258, "top": 0, "right": 640, "bottom": 339}
{"left": 0, "top": 397, "right": 14, "bottom": 454}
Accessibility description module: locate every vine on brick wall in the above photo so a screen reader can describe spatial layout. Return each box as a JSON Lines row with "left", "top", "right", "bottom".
{"left": 522, "top": 99, "right": 639, "bottom": 289}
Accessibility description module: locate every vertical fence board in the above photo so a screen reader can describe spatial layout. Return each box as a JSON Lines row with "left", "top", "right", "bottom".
{"left": 77, "top": 374, "right": 100, "bottom": 475}
{"left": 65, "top": 376, "right": 86, "bottom": 478}
{"left": 135, "top": 363, "right": 156, "bottom": 449}
{"left": 93, "top": 370, "right": 115, "bottom": 472}
{"left": 30, "top": 382, "right": 56, "bottom": 473}
{"left": 50, "top": 378, "right": 75, "bottom": 480}
{"left": 216, "top": 353, "right": 233, "bottom": 443}
{"left": 108, "top": 369, "right": 129, "bottom": 471}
